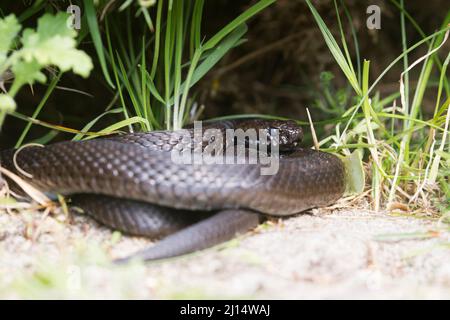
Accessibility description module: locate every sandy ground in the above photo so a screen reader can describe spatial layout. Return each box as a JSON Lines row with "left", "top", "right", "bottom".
{"left": 0, "top": 205, "right": 449, "bottom": 299}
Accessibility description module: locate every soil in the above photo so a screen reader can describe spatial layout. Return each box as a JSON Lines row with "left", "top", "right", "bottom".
{"left": 1, "top": 205, "right": 449, "bottom": 299}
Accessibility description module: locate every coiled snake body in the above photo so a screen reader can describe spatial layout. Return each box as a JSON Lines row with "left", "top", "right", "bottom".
{"left": 0, "top": 120, "right": 345, "bottom": 262}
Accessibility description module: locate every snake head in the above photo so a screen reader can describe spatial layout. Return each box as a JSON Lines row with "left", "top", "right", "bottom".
{"left": 191, "top": 119, "right": 303, "bottom": 151}
{"left": 257, "top": 120, "right": 303, "bottom": 151}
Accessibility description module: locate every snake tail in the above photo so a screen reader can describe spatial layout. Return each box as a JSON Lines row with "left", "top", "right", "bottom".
{"left": 114, "top": 210, "right": 263, "bottom": 264}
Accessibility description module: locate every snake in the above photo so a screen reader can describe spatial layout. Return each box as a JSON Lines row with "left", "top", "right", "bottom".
{"left": 0, "top": 119, "right": 346, "bottom": 263}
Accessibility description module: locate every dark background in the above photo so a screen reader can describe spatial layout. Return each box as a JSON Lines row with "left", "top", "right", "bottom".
{"left": 1, "top": 0, "right": 448, "bottom": 147}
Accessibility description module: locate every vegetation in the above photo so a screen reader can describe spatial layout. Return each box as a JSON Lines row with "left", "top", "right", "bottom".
{"left": 305, "top": 0, "right": 449, "bottom": 214}
{"left": 0, "top": 1, "right": 449, "bottom": 216}
{"left": 0, "top": 12, "right": 92, "bottom": 133}
{"left": 0, "top": 0, "right": 449, "bottom": 299}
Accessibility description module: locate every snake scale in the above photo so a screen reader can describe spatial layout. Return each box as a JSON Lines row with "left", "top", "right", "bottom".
{"left": 0, "top": 119, "right": 346, "bottom": 263}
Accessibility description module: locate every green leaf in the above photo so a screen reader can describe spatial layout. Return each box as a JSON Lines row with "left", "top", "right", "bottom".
{"left": 21, "top": 36, "right": 92, "bottom": 77}
{"left": 342, "top": 149, "right": 365, "bottom": 195}
{"left": 10, "top": 59, "right": 46, "bottom": 96}
{"left": 0, "top": 14, "right": 21, "bottom": 66}
{"left": 0, "top": 94, "right": 16, "bottom": 112}
{"left": 17, "top": 13, "right": 93, "bottom": 78}
{"left": 34, "top": 11, "right": 76, "bottom": 40}
{"left": 0, "top": 93, "right": 16, "bottom": 128}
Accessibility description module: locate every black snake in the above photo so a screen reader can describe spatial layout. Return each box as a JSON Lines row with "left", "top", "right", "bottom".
{"left": 0, "top": 119, "right": 346, "bottom": 263}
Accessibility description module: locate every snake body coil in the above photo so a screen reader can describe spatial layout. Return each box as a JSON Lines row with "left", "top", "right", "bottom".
{"left": 0, "top": 120, "right": 345, "bottom": 262}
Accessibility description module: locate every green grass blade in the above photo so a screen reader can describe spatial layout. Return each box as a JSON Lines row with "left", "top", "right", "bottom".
{"left": 83, "top": 0, "right": 115, "bottom": 88}
{"left": 203, "top": 0, "right": 275, "bottom": 51}
{"left": 73, "top": 108, "right": 123, "bottom": 141}
{"left": 15, "top": 73, "right": 61, "bottom": 148}
{"left": 178, "top": 23, "right": 247, "bottom": 94}
{"left": 150, "top": 0, "right": 163, "bottom": 79}
{"left": 83, "top": 116, "right": 150, "bottom": 140}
